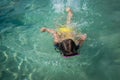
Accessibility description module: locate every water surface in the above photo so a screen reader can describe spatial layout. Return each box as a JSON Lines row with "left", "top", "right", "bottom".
{"left": 0, "top": 0, "right": 120, "bottom": 80}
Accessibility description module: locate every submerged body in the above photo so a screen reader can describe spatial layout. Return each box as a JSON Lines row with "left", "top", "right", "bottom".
{"left": 40, "top": 7, "right": 87, "bottom": 57}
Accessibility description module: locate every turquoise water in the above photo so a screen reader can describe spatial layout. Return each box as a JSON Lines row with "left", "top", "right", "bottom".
{"left": 0, "top": 0, "right": 120, "bottom": 80}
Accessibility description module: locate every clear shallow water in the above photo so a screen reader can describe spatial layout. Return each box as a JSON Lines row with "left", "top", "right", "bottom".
{"left": 0, "top": 0, "right": 120, "bottom": 80}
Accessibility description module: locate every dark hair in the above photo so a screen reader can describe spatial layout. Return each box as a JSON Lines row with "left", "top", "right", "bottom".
{"left": 59, "top": 39, "right": 78, "bottom": 56}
